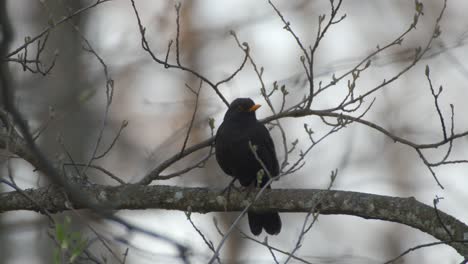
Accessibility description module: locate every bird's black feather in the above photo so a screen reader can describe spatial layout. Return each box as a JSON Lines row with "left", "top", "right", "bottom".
{"left": 215, "top": 98, "right": 282, "bottom": 235}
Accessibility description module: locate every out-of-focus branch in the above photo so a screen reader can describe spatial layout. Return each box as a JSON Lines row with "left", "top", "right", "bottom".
{"left": 4, "top": 0, "right": 110, "bottom": 60}
{"left": 1, "top": 0, "right": 92, "bottom": 207}
{"left": 0, "top": 1, "right": 188, "bottom": 257}
{"left": 1, "top": 184, "right": 468, "bottom": 257}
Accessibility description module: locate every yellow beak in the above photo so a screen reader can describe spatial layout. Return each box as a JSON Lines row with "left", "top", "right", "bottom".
{"left": 248, "top": 104, "right": 261, "bottom": 112}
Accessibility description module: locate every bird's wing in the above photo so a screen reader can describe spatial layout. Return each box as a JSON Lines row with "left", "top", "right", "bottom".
{"left": 215, "top": 123, "right": 233, "bottom": 175}
{"left": 253, "top": 124, "right": 280, "bottom": 177}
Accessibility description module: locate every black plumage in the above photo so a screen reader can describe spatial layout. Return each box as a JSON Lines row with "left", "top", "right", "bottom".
{"left": 215, "top": 98, "right": 281, "bottom": 236}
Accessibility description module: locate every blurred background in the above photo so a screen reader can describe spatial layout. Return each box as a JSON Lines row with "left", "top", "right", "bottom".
{"left": 2, "top": 0, "right": 468, "bottom": 263}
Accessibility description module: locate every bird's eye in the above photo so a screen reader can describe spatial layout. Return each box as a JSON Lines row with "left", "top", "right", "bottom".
{"left": 237, "top": 105, "right": 244, "bottom": 111}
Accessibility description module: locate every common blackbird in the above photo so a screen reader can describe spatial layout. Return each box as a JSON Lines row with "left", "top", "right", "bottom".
{"left": 215, "top": 98, "right": 281, "bottom": 236}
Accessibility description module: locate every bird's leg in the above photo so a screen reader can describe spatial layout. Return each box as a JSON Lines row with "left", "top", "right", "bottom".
{"left": 220, "top": 177, "right": 243, "bottom": 209}
{"left": 220, "top": 177, "right": 239, "bottom": 195}
{"left": 242, "top": 180, "right": 258, "bottom": 200}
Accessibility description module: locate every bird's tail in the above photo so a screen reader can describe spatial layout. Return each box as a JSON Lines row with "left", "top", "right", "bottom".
{"left": 247, "top": 179, "right": 281, "bottom": 235}
{"left": 248, "top": 211, "right": 281, "bottom": 236}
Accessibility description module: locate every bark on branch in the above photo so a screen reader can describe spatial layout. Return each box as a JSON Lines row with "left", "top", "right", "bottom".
{"left": 1, "top": 184, "right": 467, "bottom": 256}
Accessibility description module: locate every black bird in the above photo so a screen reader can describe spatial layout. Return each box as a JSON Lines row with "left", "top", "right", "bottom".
{"left": 215, "top": 98, "right": 281, "bottom": 236}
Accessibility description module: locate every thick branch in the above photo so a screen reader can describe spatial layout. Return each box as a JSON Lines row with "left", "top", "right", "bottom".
{"left": 1, "top": 184, "right": 468, "bottom": 257}
{"left": 0, "top": 130, "right": 38, "bottom": 165}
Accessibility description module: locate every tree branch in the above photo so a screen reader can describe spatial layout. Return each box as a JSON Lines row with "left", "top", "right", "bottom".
{"left": 1, "top": 184, "right": 468, "bottom": 257}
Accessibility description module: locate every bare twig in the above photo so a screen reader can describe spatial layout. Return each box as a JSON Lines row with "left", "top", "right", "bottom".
{"left": 239, "top": 230, "right": 312, "bottom": 264}
{"left": 284, "top": 170, "right": 337, "bottom": 264}
{"left": 179, "top": 80, "right": 203, "bottom": 157}
{"left": 425, "top": 65, "right": 447, "bottom": 140}
{"left": 63, "top": 163, "right": 125, "bottom": 184}
{"left": 384, "top": 240, "right": 468, "bottom": 264}
{"left": 129, "top": 0, "right": 233, "bottom": 107}
{"left": 185, "top": 211, "right": 221, "bottom": 264}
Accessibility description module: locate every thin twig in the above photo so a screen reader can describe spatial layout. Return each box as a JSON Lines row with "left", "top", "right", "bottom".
{"left": 179, "top": 80, "right": 203, "bottom": 157}
{"left": 185, "top": 211, "right": 221, "bottom": 264}
{"left": 425, "top": 65, "right": 447, "bottom": 140}
{"left": 129, "top": 0, "right": 230, "bottom": 106}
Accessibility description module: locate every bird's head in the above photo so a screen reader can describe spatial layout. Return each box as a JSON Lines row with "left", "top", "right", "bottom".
{"left": 224, "top": 98, "right": 261, "bottom": 122}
